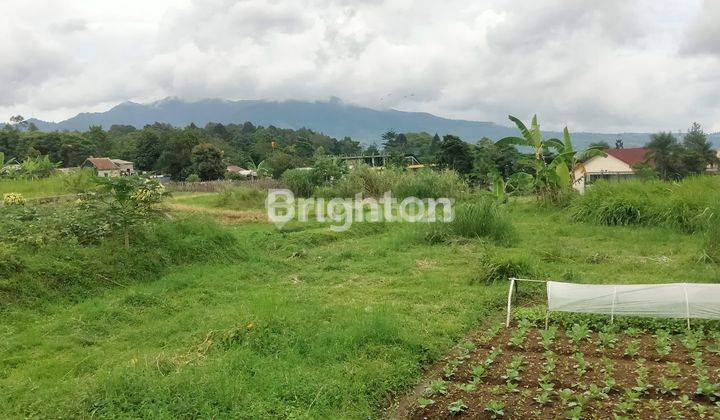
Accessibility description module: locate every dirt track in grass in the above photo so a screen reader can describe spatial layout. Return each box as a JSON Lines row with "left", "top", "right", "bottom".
{"left": 391, "top": 325, "right": 720, "bottom": 419}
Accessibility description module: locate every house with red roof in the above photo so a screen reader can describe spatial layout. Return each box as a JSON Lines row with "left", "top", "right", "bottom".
{"left": 573, "top": 147, "right": 651, "bottom": 193}
{"left": 82, "top": 157, "right": 135, "bottom": 177}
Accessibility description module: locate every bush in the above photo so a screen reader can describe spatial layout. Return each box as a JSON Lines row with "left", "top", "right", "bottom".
{"left": 282, "top": 169, "right": 315, "bottom": 197}
{"left": 186, "top": 174, "right": 201, "bottom": 182}
{"left": 570, "top": 176, "right": 720, "bottom": 233}
{"left": 448, "top": 198, "right": 517, "bottom": 245}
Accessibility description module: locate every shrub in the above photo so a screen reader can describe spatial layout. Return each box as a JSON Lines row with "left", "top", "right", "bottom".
{"left": 449, "top": 198, "right": 517, "bottom": 245}
{"left": 282, "top": 169, "right": 315, "bottom": 197}
{"left": 186, "top": 174, "right": 201, "bottom": 182}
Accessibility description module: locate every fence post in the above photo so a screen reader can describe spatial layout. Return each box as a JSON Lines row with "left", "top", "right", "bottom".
{"left": 506, "top": 278, "right": 516, "bottom": 328}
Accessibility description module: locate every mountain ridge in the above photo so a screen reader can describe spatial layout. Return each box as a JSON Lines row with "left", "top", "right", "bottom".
{"left": 26, "top": 97, "right": 720, "bottom": 148}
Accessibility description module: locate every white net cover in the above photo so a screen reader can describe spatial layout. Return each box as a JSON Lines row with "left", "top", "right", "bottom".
{"left": 546, "top": 281, "right": 720, "bottom": 320}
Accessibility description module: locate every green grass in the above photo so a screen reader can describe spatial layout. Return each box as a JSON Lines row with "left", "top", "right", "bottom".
{"left": 0, "top": 175, "right": 75, "bottom": 199}
{"left": 0, "top": 170, "right": 97, "bottom": 200}
{"left": 447, "top": 198, "right": 517, "bottom": 245}
{"left": 1, "top": 197, "right": 718, "bottom": 417}
{"left": 570, "top": 175, "right": 720, "bottom": 233}
{"left": 169, "top": 188, "right": 266, "bottom": 210}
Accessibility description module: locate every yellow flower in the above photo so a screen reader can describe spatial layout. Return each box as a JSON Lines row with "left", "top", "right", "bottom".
{"left": 3, "top": 193, "right": 25, "bottom": 206}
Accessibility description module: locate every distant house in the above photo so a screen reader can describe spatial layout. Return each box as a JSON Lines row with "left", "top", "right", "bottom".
{"left": 707, "top": 150, "right": 720, "bottom": 174}
{"left": 573, "top": 148, "right": 651, "bottom": 193}
{"left": 337, "top": 154, "right": 420, "bottom": 169}
{"left": 82, "top": 157, "right": 134, "bottom": 177}
{"left": 111, "top": 159, "right": 134, "bottom": 174}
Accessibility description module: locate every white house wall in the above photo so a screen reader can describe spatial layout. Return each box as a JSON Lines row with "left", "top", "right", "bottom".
{"left": 573, "top": 154, "right": 634, "bottom": 193}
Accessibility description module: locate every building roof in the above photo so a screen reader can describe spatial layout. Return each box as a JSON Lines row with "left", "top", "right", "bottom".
{"left": 85, "top": 157, "right": 119, "bottom": 171}
{"left": 604, "top": 148, "right": 650, "bottom": 166}
{"left": 226, "top": 165, "right": 247, "bottom": 173}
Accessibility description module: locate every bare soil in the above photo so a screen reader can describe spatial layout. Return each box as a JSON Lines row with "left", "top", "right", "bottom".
{"left": 391, "top": 324, "right": 720, "bottom": 419}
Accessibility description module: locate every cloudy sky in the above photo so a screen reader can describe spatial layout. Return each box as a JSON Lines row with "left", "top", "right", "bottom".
{"left": 2, "top": 0, "right": 719, "bottom": 132}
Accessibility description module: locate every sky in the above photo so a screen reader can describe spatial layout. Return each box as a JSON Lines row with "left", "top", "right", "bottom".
{"left": 2, "top": 0, "right": 719, "bottom": 133}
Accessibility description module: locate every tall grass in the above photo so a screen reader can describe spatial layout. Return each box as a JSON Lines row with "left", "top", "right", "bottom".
{"left": 316, "top": 166, "right": 468, "bottom": 200}
{"left": 391, "top": 169, "right": 468, "bottom": 199}
{"left": 447, "top": 198, "right": 517, "bottom": 245}
{"left": 214, "top": 187, "right": 266, "bottom": 209}
{"left": 0, "top": 216, "right": 244, "bottom": 306}
{"left": 570, "top": 176, "right": 720, "bottom": 233}
{"left": 0, "top": 170, "right": 95, "bottom": 199}
{"left": 703, "top": 201, "right": 720, "bottom": 263}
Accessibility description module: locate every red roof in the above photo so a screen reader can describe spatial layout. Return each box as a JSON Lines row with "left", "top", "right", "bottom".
{"left": 604, "top": 148, "right": 651, "bottom": 166}
{"left": 85, "top": 157, "right": 119, "bottom": 171}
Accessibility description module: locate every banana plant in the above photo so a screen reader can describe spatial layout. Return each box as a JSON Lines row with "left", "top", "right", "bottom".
{"left": 0, "top": 152, "right": 18, "bottom": 176}
{"left": 497, "top": 115, "right": 605, "bottom": 200}
{"left": 246, "top": 159, "right": 271, "bottom": 179}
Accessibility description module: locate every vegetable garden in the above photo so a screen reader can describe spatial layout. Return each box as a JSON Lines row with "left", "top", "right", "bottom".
{"left": 407, "top": 320, "right": 720, "bottom": 419}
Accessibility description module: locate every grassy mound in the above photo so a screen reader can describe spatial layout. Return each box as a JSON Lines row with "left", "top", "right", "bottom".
{"left": 0, "top": 216, "right": 244, "bottom": 306}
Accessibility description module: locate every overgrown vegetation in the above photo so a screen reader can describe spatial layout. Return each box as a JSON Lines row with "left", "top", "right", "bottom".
{"left": 570, "top": 176, "right": 720, "bottom": 233}
{"left": 447, "top": 199, "right": 517, "bottom": 245}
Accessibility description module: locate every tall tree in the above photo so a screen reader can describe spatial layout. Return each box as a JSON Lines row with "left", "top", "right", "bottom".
{"left": 191, "top": 143, "right": 225, "bottom": 181}
{"left": 682, "top": 122, "right": 717, "bottom": 174}
{"left": 437, "top": 135, "right": 473, "bottom": 175}
{"left": 646, "top": 132, "right": 683, "bottom": 180}
{"left": 85, "top": 125, "right": 111, "bottom": 157}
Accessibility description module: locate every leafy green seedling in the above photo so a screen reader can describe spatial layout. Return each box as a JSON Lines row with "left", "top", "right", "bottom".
{"left": 534, "top": 391, "right": 552, "bottom": 406}
{"left": 447, "top": 400, "right": 468, "bottom": 415}
{"left": 425, "top": 379, "right": 448, "bottom": 396}
{"left": 567, "top": 324, "right": 591, "bottom": 345}
{"left": 659, "top": 376, "right": 679, "bottom": 395}
{"left": 417, "top": 398, "right": 435, "bottom": 409}
{"left": 484, "top": 400, "right": 505, "bottom": 418}
{"left": 456, "top": 381, "right": 477, "bottom": 392}
{"left": 624, "top": 339, "right": 641, "bottom": 357}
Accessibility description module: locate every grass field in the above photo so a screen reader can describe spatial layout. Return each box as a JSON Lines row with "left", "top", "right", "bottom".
{"left": 1, "top": 188, "right": 719, "bottom": 417}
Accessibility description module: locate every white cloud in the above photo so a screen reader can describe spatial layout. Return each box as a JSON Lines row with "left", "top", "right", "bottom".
{"left": 1, "top": 0, "right": 719, "bottom": 132}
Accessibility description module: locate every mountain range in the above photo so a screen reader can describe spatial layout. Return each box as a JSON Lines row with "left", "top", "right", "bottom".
{"left": 27, "top": 97, "right": 720, "bottom": 149}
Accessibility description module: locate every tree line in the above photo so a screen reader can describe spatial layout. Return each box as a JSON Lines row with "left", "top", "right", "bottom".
{"left": 1, "top": 116, "right": 717, "bottom": 183}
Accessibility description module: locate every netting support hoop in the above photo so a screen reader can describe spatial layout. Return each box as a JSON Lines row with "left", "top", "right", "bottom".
{"left": 610, "top": 286, "right": 617, "bottom": 324}
{"left": 544, "top": 310, "right": 550, "bottom": 330}
{"left": 683, "top": 283, "right": 691, "bottom": 329}
{"left": 506, "top": 278, "right": 516, "bottom": 327}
